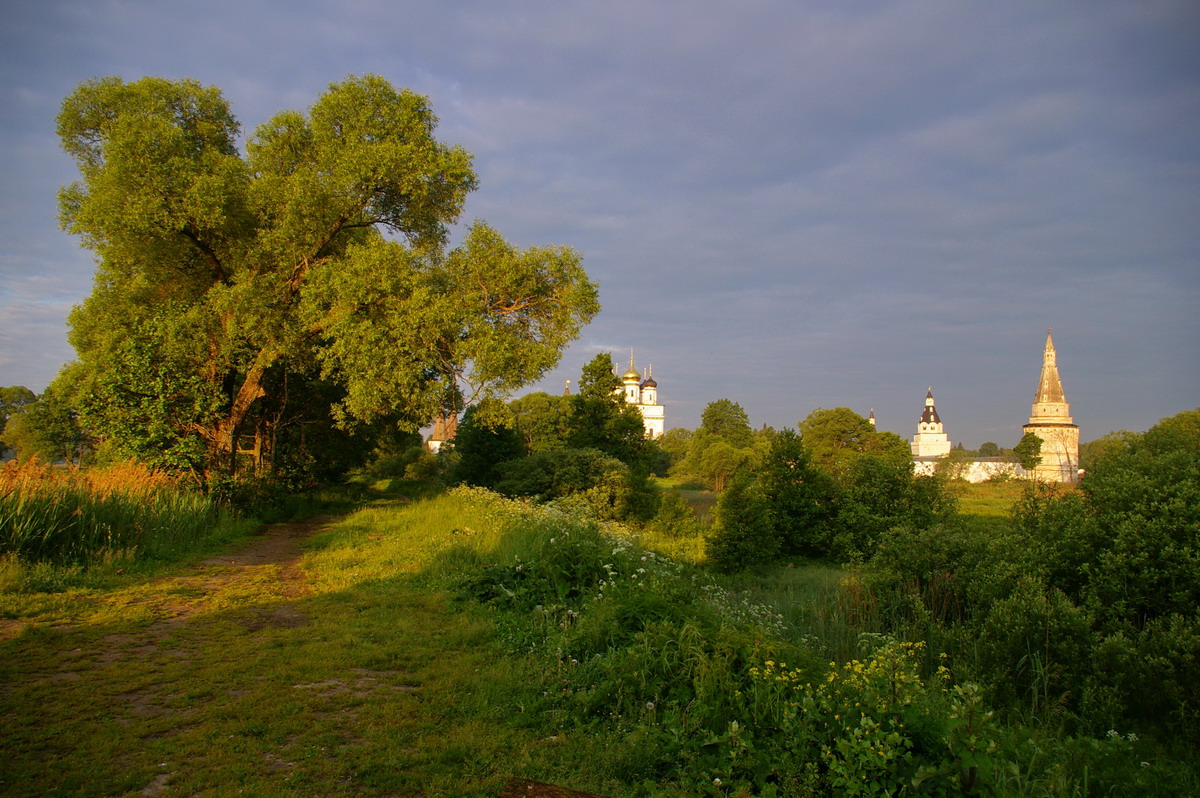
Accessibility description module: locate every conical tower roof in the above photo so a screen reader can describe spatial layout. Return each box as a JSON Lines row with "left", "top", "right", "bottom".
{"left": 1034, "top": 329, "right": 1066, "bottom": 404}
{"left": 920, "top": 387, "right": 941, "bottom": 424}
{"left": 1028, "top": 328, "right": 1073, "bottom": 425}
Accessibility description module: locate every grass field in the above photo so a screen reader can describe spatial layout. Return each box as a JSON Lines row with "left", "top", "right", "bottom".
{"left": 7, "top": 476, "right": 1172, "bottom": 796}
{"left": 0, "top": 492, "right": 637, "bottom": 796}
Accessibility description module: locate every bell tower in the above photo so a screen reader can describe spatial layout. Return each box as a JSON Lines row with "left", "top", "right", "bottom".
{"left": 910, "top": 387, "right": 952, "bottom": 457}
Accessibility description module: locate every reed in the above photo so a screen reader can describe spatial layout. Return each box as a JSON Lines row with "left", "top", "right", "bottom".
{"left": 0, "top": 458, "right": 234, "bottom": 565}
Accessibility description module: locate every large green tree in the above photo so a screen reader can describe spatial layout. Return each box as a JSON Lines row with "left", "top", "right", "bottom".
{"left": 1, "top": 386, "right": 88, "bottom": 464}
{"left": 699, "top": 398, "right": 752, "bottom": 447}
{"left": 507, "top": 391, "right": 571, "bottom": 454}
{"left": 0, "top": 386, "right": 36, "bottom": 432}
{"left": 56, "top": 75, "right": 598, "bottom": 480}
{"left": 1012, "top": 432, "right": 1043, "bottom": 471}
{"left": 566, "top": 353, "right": 648, "bottom": 465}
{"left": 798, "top": 407, "right": 910, "bottom": 473}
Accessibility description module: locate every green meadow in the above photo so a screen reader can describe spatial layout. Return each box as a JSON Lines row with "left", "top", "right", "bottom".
{"left": 3, "top": 481, "right": 1190, "bottom": 796}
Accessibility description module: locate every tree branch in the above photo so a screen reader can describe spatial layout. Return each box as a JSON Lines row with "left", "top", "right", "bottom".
{"left": 180, "top": 226, "right": 230, "bottom": 284}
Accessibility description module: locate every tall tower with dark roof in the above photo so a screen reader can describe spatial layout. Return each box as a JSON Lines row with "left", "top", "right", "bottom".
{"left": 1022, "top": 329, "right": 1080, "bottom": 482}
{"left": 911, "top": 388, "right": 952, "bottom": 457}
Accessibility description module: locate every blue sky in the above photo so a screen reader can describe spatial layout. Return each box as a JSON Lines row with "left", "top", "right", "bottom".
{"left": 2, "top": 0, "right": 1197, "bottom": 446}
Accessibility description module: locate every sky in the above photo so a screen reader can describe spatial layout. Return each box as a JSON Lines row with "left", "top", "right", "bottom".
{"left": 1, "top": 0, "right": 1197, "bottom": 447}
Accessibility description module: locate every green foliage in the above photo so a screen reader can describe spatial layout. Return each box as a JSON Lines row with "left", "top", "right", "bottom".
{"left": 657, "top": 427, "right": 693, "bottom": 468}
{"left": 707, "top": 472, "right": 779, "bottom": 573}
{"left": 798, "top": 407, "right": 877, "bottom": 472}
{"left": 650, "top": 490, "right": 704, "bottom": 539}
{"left": 755, "top": 428, "right": 837, "bottom": 559}
{"left": 0, "top": 386, "right": 36, "bottom": 433}
{"left": 0, "top": 461, "right": 248, "bottom": 567}
{"left": 576, "top": 352, "right": 621, "bottom": 400}
{"left": 672, "top": 428, "right": 759, "bottom": 492}
{"left": 975, "top": 579, "right": 1094, "bottom": 720}
{"left": 1013, "top": 432, "right": 1043, "bottom": 470}
{"left": 863, "top": 409, "right": 1200, "bottom": 747}
{"left": 666, "top": 401, "right": 765, "bottom": 492}
{"left": 55, "top": 74, "right": 598, "bottom": 483}
{"left": 830, "top": 456, "right": 951, "bottom": 561}
{"left": 447, "top": 405, "right": 524, "bottom": 489}
{"left": 2, "top": 386, "right": 89, "bottom": 465}
{"left": 700, "top": 399, "right": 753, "bottom": 448}
{"left": 978, "top": 441, "right": 1001, "bottom": 457}
{"left": 1079, "top": 430, "right": 1138, "bottom": 470}
{"left": 1081, "top": 410, "right": 1200, "bottom": 630}
{"left": 507, "top": 391, "right": 571, "bottom": 454}
{"left": 7, "top": 481, "right": 1193, "bottom": 796}
{"left": 495, "top": 447, "right": 659, "bottom": 523}
{"left": 560, "top": 354, "right": 655, "bottom": 472}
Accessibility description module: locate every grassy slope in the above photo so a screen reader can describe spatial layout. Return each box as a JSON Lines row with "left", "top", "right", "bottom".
{"left": 0, "top": 479, "right": 1104, "bottom": 796}
{"left": 0, "top": 498, "right": 608, "bottom": 797}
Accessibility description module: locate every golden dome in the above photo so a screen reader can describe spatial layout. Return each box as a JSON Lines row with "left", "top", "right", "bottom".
{"left": 622, "top": 368, "right": 641, "bottom": 382}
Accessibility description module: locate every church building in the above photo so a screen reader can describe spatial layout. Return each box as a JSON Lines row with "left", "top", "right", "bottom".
{"left": 618, "top": 352, "right": 665, "bottom": 439}
{"left": 910, "top": 388, "right": 952, "bottom": 457}
{"left": 1022, "top": 329, "right": 1080, "bottom": 483}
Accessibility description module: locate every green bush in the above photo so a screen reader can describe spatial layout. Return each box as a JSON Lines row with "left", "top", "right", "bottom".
{"left": 435, "top": 486, "right": 1197, "bottom": 794}
{"left": 706, "top": 471, "right": 779, "bottom": 573}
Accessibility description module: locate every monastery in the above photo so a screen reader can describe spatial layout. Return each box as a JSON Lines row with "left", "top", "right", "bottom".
{"left": 909, "top": 330, "right": 1079, "bottom": 483}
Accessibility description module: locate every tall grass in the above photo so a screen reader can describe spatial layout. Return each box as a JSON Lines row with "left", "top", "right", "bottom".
{"left": 391, "top": 487, "right": 1186, "bottom": 794}
{"left": 0, "top": 459, "right": 243, "bottom": 567}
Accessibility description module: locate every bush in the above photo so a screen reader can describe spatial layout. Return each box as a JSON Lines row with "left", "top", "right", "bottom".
{"left": 974, "top": 579, "right": 1094, "bottom": 723}
{"left": 495, "top": 447, "right": 659, "bottom": 522}
{"left": 706, "top": 471, "right": 779, "bottom": 573}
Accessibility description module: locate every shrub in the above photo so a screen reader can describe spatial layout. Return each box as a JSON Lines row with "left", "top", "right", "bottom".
{"left": 974, "top": 579, "right": 1094, "bottom": 724}
{"left": 706, "top": 471, "right": 779, "bottom": 573}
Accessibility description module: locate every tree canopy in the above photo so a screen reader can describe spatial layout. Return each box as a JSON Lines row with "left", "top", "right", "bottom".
{"left": 55, "top": 75, "right": 598, "bottom": 482}
{"left": 798, "top": 407, "right": 910, "bottom": 472}
{"left": 700, "top": 399, "right": 752, "bottom": 447}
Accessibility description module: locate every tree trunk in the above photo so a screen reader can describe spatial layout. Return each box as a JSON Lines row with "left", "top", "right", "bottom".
{"left": 206, "top": 355, "right": 271, "bottom": 480}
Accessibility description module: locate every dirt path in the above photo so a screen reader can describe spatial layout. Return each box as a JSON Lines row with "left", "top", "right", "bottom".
{"left": 0, "top": 517, "right": 335, "bottom": 647}
{"left": 119, "top": 515, "right": 336, "bottom": 646}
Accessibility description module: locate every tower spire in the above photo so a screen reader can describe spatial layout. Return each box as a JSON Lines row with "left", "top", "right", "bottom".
{"left": 1024, "top": 328, "right": 1079, "bottom": 482}
{"left": 1035, "top": 329, "right": 1065, "bottom": 404}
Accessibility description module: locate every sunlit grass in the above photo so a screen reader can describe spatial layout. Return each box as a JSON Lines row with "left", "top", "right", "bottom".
{"left": 0, "top": 459, "right": 252, "bottom": 572}
{"left": 4, "top": 482, "right": 1187, "bottom": 797}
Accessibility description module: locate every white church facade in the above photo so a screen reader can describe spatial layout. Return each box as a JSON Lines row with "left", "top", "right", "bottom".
{"left": 619, "top": 353, "right": 665, "bottom": 439}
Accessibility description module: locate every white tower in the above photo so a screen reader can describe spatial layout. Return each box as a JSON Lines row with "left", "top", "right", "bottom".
{"left": 621, "top": 350, "right": 641, "bottom": 404}
{"left": 1023, "top": 329, "right": 1080, "bottom": 483}
{"left": 638, "top": 366, "right": 664, "bottom": 438}
{"left": 911, "top": 388, "right": 952, "bottom": 457}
